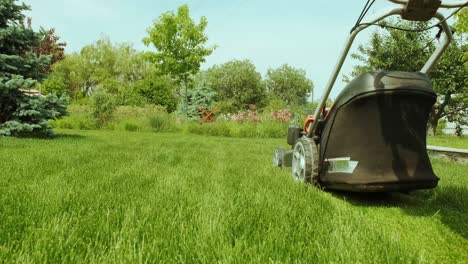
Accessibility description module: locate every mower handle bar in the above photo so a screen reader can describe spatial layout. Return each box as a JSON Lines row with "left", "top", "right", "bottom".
{"left": 388, "top": 0, "right": 467, "bottom": 8}
{"left": 306, "top": 5, "right": 457, "bottom": 136}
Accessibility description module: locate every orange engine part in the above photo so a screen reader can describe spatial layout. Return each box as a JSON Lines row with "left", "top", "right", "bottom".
{"left": 303, "top": 107, "right": 332, "bottom": 134}
{"left": 303, "top": 115, "right": 315, "bottom": 134}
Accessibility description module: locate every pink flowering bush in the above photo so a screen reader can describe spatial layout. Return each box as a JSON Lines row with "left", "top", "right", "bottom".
{"left": 220, "top": 105, "right": 261, "bottom": 123}
{"left": 225, "top": 110, "right": 260, "bottom": 123}
{"left": 270, "top": 109, "right": 291, "bottom": 122}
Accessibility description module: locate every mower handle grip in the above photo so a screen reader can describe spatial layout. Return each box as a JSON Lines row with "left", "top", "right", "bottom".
{"left": 388, "top": 0, "right": 467, "bottom": 8}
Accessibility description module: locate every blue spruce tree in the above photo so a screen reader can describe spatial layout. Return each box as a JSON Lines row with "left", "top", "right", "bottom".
{"left": 0, "top": 0, "right": 67, "bottom": 137}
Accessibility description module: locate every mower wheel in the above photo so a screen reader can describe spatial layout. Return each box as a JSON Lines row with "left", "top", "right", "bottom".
{"left": 292, "top": 136, "right": 319, "bottom": 184}
{"left": 273, "top": 147, "right": 286, "bottom": 167}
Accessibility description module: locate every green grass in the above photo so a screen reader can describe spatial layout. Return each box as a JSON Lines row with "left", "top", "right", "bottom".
{"left": 0, "top": 130, "right": 466, "bottom": 263}
{"left": 428, "top": 135, "right": 468, "bottom": 149}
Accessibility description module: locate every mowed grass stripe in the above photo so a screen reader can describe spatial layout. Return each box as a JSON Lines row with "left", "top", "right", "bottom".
{"left": 0, "top": 129, "right": 466, "bottom": 263}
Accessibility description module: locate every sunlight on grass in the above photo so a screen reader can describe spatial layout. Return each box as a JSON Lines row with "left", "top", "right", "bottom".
{"left": 428, "top": 135, "right": 468, "bottom": 149}
{"left": 0, "top": 130, "right": 466, "bottom": 262}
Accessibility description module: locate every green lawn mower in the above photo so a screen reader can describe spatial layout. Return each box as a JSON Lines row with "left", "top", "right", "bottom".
{"left": 273, "top": 0, "right": 467, "bottom": 192}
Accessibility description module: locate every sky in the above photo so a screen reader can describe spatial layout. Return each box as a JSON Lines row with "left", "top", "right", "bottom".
{"left": 24, "top": 0, "right": 456, "bottom": 100}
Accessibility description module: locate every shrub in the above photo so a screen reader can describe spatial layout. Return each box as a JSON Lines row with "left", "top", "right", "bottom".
{"left": 224, "top": 107, "right": 261, "bottom": 123}
{"left": 148, "top": 113, "right": 177, "bottom": 132}
{"left": 133, "top": 74, "right": 178, "bottom": 113}
{"left": 264, "top": 98, "right": 287, "bottom": 113}
{"left": 0, "top": 93, "right": 68, "bottom": 137}
{"left": 209, "top": 122, "right": 231, "bottom": 137}
{"left": 118, "top": 88, "right": 148, "bottom": 107}
{"left": 186, "top": 122, "right": 232, "bottom": 137}
{"left": 50, "top": 115, "right": 97, "bottom": 130}
{"left": 76, "top": 117, "right": 97, "bottom": 130}
{"left": 90, "top": 90, "right": 117, "bottom": 128}
{"left": 455, "top": 124, "right": 464, "bottom": 137}
{"left": 263, "top": 121, "right": 288, "bottom": 138}
{"left": 435, "top": 119, "right": 447, "bottom": 135}
{"left": 237, "top": 124, "right": 258, "bottom": 138}
{"left": 113, "top": 105, "right": 166, "bottom": 121}
{"left": 270, "top": 109, "right": 291, "bottom": 122}
{"left": 214, "top": 100, "right": 236, "bottom": 114}
{"left": 50, "top": 102, "right": 291, "bottom": 139}
{"left": 179, "top": 73, "right": 216, "bottom": 118}
{"left": 41, "top": 76, "right": 67, "bottom": 97}
{"left": 186, "top": 122, "right": 203, "bottom": 135}
{"left": 124, "top": 122, "right": 140, "bottom": 132}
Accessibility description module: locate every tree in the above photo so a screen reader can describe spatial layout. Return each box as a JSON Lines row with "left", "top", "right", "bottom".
{"left": 455, "top": 8, "right": 468, "bottom": 36}
{"left": 34, "top": 28, "right": 66, "bottom": 73}
{"left": 455, "top": 9, "right": 468, "bottom": 71}
{"left": 80, "top": 37, "right": 148, "bottom": 97}
{"left": 347, "top": 21, "right": 433, "bottom": 77}
{"left": 346, "top": 20, "right": 467, "bottom": 135}
{"left": 142, "top": 4, "right": 215, "bottom": 113}
{"left": 178, "top": 72, "right": 216, "bottom": 118}
{"left": 206, "top": 60, "right": 266, "bottom": 110}
{"left": 265, "top": 64, "right": 314, "bottom": 105}
{"left": 429, "top": 42, "right": 467, "bottom": 136}
{"left": 0, "top": 0, "right": 67, "bottom": 137}
{"left": 44, "top": 37, "right": 149, "bottom": 101}
{"left": 14, "top": 18, "right": 66, "bottom": 74}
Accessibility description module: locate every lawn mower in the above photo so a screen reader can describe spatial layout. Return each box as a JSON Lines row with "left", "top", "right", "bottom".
{"left": 273, "top": 0, "right": 467, "bottom": 192}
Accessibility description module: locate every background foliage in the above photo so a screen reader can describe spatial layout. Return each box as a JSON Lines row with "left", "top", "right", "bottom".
{"left": 10, "top": 2, "right": 466, "bottom": 137}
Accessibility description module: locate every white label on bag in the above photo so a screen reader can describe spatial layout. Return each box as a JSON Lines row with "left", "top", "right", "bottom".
{"left": 325, "top": 157, "right": 358, "bottom": 174}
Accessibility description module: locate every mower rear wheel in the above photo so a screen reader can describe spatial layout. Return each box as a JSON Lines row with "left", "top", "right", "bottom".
{"left": 273, "top": 147, "right": 286, "bottom": 167}
{"left": 292, "top": 136, "right": 319, "bottom": 184}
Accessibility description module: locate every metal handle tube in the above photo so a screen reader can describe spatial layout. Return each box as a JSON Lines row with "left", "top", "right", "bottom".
{"left": 440, "top": 1, "right": 468, "bottom": 7}
{"left": 388, "top": 0, "right": 468, "bottom": 8}
{"left": 421, "top": 12, "right": 454, "bottom": 73}
{"left": 306, "top": 8, "right": 403, "bottom": 137}
{"left": 388, "top": 0, "right": 407, "bottom": 4}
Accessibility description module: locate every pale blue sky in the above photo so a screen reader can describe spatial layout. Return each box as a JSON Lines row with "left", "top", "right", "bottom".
{"left": 24, "top": 0, "right": 453, "bottom": 99}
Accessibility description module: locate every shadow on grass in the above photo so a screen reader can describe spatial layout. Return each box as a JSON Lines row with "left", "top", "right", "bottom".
{"left": 333, "top": 186, "right": 468, "bottom": 239}
{"left": 11, "top": 133, "right": 87, "bottom": 140}
{"left": 53, "top": 133, "right": 86, "bottom": 140}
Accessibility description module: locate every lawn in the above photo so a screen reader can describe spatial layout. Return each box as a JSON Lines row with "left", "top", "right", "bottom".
{"left": 427, "top": 135, "right": 468, "bottom": 149}
{"left": 0, "top": 130, "right": 466, "bottom": 263}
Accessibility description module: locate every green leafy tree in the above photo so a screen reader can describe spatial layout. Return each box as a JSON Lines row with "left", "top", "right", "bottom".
{"left": 455, "top": 9, "right": 468, "bottom": 72}
{"left": 347, "top": 21, "right": 433, "bottom": 77}
{"left": 455, "top": 8, "right": 468, "bottom": 36}
{"left": 206, "top": 60, "right": 266, "bottom": 111}
{"left": 265, "top": 64, "right": 314, "bottom": 105}
{"left": 45, "top": 37, "right": 149, "bottom": 101}
{"left": 80, "top": 37, "right": 149, "bottom": 98}
{"left": 0, "top": 0, "right": 67, "bottom": 137}
{"left": 347, "top": 20, "right": 467, "bottom": 135}
{"left": 143, "top": 4, "right": 215, "bottom": 113}
{"left": 430, "top": 42, "right": 467, "bottom": 136}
